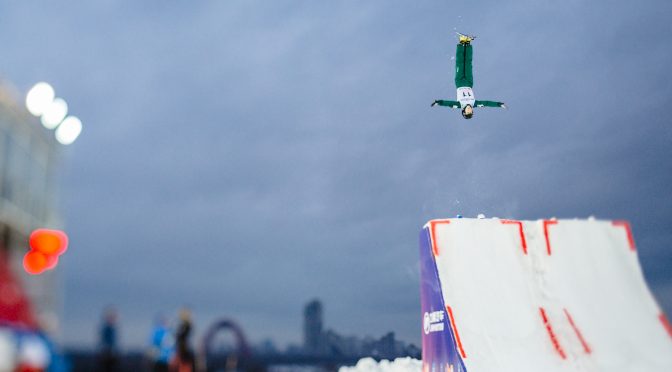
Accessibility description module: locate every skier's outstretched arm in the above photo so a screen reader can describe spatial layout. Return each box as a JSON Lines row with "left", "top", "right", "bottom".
{"left": 475, "top": 100, "right": 507, "bottom": 108}
{"left": 431, "top": 100, "right": 461, "bottom": 108}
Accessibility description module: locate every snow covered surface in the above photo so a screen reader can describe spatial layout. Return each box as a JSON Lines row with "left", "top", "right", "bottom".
{"left": 421, "top": 218, "right": 672, "bottom": 371}
{"left": 339, "top": 357, "right": 421, "bottom": 372}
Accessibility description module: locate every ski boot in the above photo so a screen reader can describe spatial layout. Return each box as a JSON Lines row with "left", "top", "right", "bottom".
{"left": 457, "top": 32, "right": 475, "bottom": 45}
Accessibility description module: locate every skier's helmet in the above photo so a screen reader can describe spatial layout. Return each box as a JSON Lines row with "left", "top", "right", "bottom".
{"left": 462, "top": 105, "right": 474, "bottom": 119}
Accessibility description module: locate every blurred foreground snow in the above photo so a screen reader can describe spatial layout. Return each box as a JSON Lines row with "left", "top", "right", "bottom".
{"left": 339, "top": 357, "right": 421, "bottom": 372}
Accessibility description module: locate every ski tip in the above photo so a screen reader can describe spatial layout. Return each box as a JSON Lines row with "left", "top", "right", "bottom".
{"left": 455, "top": 31, "right": 477, "bottom": 40}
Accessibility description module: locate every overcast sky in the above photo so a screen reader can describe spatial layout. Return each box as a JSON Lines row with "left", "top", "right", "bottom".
{"left": 1, "top": 1, "right": 671, "bottom": 349}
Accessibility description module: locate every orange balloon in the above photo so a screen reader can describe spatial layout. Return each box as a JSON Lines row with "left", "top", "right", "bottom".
{"left": 29, "top": 229, "right": 68, "bottom": 256}
{"left": 23, "top": 251, "right": 48, "bottom": 275}
{"left": 44, "top": 254, "right": 59, "bottom": 270}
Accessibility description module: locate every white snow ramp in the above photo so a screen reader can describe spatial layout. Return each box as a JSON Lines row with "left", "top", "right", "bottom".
{"left": 419, "top": 218, "right": 672, "bottom": 372}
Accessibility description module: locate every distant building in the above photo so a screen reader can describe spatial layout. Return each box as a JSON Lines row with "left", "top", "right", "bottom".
{"left": 253, "top": 338, "right": 278, "bottom": 355}
{"left": 0, "top": 80, "right": 62, "bottom": 335}
{"left": 375, "top": 332, "right": 396, "bottom": 359}
{"left": 303, "top": 299, "right": 324, "bottom": 355}
{"left": 301, "top": 299, "right": 421, "bottom": 360}
{"left": 323, "top": 329, "right": 362, "bottom": 357}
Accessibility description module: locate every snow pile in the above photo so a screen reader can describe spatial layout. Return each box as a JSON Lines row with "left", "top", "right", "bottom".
{"left": 339, "top": 357, "right": 421, "bottom": 372}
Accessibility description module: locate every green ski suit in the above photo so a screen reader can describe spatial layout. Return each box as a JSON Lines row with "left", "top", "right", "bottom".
{"left": 433, "top": 43, "right": 505, "bottom": 109}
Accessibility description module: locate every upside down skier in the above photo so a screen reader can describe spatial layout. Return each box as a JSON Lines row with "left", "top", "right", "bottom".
{"left": 431, "top": 34, "right": 506, "bottom": 119}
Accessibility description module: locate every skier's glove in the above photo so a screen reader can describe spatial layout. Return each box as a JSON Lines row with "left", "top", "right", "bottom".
{"left": 431, "top": 100, "right": 438, "bottom": 107}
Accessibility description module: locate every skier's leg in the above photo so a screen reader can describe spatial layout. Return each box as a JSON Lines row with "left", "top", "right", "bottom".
{"left": 454, "top": 43, "right": 466, "bottom": 88}
{"left": 454, "top": 43, "right": 474, "bottom": 88}
{"left": 464, "top": 43, "right": 473, "bottom": 88}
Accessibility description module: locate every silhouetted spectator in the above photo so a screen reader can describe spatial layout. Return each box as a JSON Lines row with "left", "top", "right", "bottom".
{"left": 170, "top": 308, "right": 194, "bottom": 372}
{"left": 98, "top": 307, "right": 119, "bottom": 372}
{"left": 148, "top": 314, "right": 173, "bottom": 372}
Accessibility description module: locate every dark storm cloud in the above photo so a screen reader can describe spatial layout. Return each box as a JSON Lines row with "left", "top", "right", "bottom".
{"left": 1, "top": 0, "right": 671, "bottom": 348}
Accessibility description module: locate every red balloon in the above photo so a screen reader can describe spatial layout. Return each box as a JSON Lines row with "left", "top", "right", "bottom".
{"left": 29, "top": 229, "right": 68, "bottom": 256}
{"left": 23, "top": 251, "right": 48, "bottom": 275}
{"left": 44, "top": 254, "right": 59, "bottom": 270}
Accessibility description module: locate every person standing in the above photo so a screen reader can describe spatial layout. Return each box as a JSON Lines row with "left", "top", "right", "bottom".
{"left": 148, "top": 315, "right": 174, "bottom": 372}
{"left": 170, "top": 308, "right": 195, "bottom": 372}
{"left": 98, "top": 307, "right": 119, "bottom": 372}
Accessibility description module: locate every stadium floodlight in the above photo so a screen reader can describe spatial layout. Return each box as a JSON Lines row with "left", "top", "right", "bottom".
{"left": 40, "top": 97, "right": 68, "bottom": 129}
{"left": 54, "top": 116, "right": 82, "bottom": 145}
{"left": 25, "top": 82, "right": 55, "bottom": 116}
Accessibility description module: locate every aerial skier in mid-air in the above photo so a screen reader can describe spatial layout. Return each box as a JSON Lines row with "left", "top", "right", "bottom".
{"left": 432, "top": 34, "right": 506, "bottom": 119}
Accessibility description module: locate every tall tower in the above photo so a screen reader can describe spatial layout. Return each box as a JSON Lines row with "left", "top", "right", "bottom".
{"left": 303, "top": 299, "right": 323, "bottom": 354}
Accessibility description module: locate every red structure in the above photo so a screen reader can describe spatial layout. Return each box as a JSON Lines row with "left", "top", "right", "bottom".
{"left": 0, "top": 250, "right": 38, "bottom": 329}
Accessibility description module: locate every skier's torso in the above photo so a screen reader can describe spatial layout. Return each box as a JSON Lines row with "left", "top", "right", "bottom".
{"left": 457, "top": 87, "right": 475, "bottom": 107}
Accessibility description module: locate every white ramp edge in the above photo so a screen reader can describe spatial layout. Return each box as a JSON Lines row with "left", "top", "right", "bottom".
{"left": 419, "top": 218, "right": 672, "bottom": 372}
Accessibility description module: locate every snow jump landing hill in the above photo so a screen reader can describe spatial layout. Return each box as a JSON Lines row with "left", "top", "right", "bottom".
{"left": 419, "top": 218, "right": 672, "bottom": 372}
